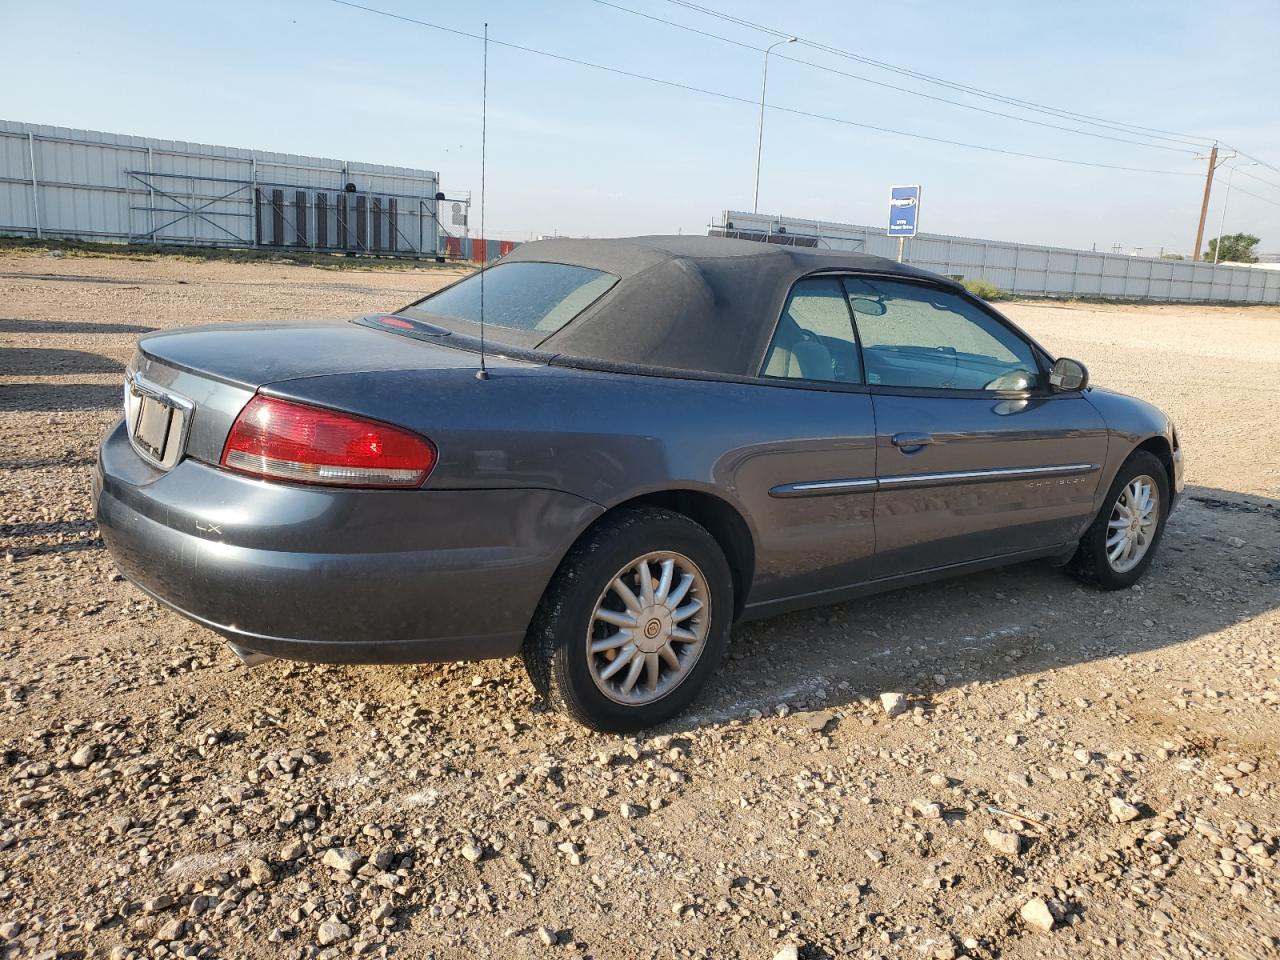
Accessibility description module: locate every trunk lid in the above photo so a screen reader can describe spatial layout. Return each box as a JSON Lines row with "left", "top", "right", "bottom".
{"left": 125, "top": 317, "right": 491, "bottom": 471}
{"left": 137, "top": 317, "right": 479, "bottom": 388}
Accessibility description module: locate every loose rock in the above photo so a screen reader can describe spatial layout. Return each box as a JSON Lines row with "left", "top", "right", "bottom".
{"left": 247, "top": 857, "right": 274, "bottom": 885}
{"left": 880, "top": 692, "right": 908, "bottom": 718}
{"left": 69, "top": 744, "right": 96, "bottom": 768}
{"left": 142, "top": 895, "right": 173, "bottom": 914}
{"left": 321, "top": 847, "right": 364, "bottom": 873}
{"left": 805, "top": 710, "right": 834, "bottom": 733}
{"left": 317, "top": 921, "right": 352, "bottom": 946}
{"left": 1108, "top": 796, "right": 1141, "bottom": 822}
{"left": 984, "top": 829, "right": 1021, "bottom": 856}
{"left": 1020, "top": 897, "right": 1055, "bottom": 933}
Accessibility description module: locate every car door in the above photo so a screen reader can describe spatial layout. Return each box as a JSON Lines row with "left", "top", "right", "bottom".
{"left": 731, "top": 275, "right": 879, "bottom": 607}
{"left": 845, "top": 276, "right": 1109, "bottom": 579}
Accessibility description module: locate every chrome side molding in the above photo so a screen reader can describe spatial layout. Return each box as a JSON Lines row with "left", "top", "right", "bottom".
{"left": 770, "top": 463, "right": 1099, "bottom": 498}
{"left": 768, "top": 477, "right": 879, "bottom": 498}
{"left": 878, "top": 462, "right": 1099, "bottom": 491}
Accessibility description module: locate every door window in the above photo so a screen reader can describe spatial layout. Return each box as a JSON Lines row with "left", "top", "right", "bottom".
{"left": 762, "top": 277, "right": 863, "bottom": 384}
{"left": 845, "top": 278, "right": 1040, "bottom": 391}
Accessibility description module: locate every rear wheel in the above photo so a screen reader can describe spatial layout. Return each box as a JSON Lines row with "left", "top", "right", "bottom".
{"left": 523, "top": 507, "right": 733, "bottom": 732}
{"left": 1068, "top": 450, "right": 1169, "bottom": 590}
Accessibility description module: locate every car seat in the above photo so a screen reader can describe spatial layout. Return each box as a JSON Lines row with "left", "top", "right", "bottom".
{"left": 762, "top": 314, "right": 834, "bottom": 381}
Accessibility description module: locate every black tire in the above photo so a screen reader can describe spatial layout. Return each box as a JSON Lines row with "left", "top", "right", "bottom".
{"left": 1068, "top": 450, "right": 1170, "bottom": 590}
{"left": 522, "top": 507, "right": 734, "bottom": 733}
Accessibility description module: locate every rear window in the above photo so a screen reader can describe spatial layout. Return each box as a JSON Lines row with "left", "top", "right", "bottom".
{"left": 404, "top": 261, "right": 617, "bottom": 337}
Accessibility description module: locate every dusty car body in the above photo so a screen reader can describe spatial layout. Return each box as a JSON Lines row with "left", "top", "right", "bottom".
{"left": 95, "top": 235, "right": 1182, "bottom": 729}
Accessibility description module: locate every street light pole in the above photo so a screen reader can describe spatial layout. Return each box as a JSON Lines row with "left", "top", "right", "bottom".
{"left": 752, "top": 36, "right": 797, "bottom": 215}
{"left": 1213, "top": 162, "right": 1259, "bottom": 264}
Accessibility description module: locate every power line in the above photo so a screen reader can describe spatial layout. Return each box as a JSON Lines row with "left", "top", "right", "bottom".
{"left": 664, "top": 0, "right": 1214, "bottom": 147}
{"left": 1235, "top": 166, "right": 1280, "bottom": 193}
{"left": 1222, "top": 145, "right": 1280, "bottom": 182}
{"left": 1233, "top": 165, "right": 1280, "bottom": 193}
{"left": 587, "top": 0, "right": 1199, "bottom": 156}
{"left": 1229, "top": 185, "right": 1280, "bottom": 209}
{"left": 665, "top": 0, "right": 1280, "bottom": 186}
{"left": 327, "top": 0, "right": 1200, "bottom": 179}
{"left": 662, "top": 0, "right": 1218, "bottom": 149}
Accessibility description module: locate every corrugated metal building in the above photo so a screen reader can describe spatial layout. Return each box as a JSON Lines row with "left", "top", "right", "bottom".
{"left": 0, "top": 120, "right": 442, "bottom": 257}
{"left": 714, "top": 210, "right": 1280, "bottom": 304}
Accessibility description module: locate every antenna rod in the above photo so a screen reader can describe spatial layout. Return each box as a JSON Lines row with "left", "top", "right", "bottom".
{"left": 475, "top": 22, "right": 489, "bottom": 381}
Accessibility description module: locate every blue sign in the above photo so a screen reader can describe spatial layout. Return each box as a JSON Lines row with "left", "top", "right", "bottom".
{"left": 887, "top": 185, "right": 921, "bottom": 237}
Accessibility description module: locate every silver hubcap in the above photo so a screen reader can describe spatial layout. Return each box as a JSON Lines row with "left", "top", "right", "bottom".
{"left": 587, "top": 551, "right": 710, "bottom": 706}
{"left": 1106, "top": 475, "right": 1159, "bottom": 573}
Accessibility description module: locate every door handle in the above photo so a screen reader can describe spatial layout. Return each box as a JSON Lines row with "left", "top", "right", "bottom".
{"left": 892, "top": 432, "right": 933, "bottom": 451}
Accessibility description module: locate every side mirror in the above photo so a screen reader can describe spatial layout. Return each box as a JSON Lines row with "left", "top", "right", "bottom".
{"left": 1049, "top": 357, "right": 1088, "bottom": 392}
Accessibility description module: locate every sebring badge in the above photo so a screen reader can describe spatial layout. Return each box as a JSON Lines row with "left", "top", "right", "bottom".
{"left": 1026, "top": 476, "right": 1086, "bottom": 489}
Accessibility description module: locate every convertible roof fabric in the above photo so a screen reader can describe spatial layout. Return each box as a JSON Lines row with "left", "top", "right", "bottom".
{"left": 502, "top": 235, "right": 960, "bottom": 378}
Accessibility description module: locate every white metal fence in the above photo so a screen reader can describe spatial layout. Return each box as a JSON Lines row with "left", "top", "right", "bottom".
{"left": 716, "top": 210, "right": 1280, "bottom": 304}
{"left": 0, "top": 120, "right": 442, "bottom": 257}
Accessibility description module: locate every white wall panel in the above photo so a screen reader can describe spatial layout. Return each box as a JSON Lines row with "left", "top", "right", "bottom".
{"left": 719, "top": 210, "right": 1278, "bottom": 304}
{"left": 1, "top": 120, "right": 440, "bottom": 255}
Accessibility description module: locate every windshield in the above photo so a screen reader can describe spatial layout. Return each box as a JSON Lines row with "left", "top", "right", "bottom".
{"left": 403, "top": 261, "right": 618, "bottom": 338}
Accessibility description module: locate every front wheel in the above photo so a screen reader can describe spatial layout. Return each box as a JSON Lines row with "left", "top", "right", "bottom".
{"left": 523, "top": 507, "right": 733, "bottom": 732}
{"left": 1068, "top": 450, "right": 1170, "bottom": 590}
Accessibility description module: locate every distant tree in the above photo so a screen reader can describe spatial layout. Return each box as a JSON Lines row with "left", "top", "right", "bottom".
{"left": 1204, "top": 233, "right": 1260, "bottom": 263}
{"left": 1160, "top": 252, "right": 1185, "bottom": 260}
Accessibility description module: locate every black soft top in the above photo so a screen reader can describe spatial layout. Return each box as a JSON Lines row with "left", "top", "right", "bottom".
{"left": 500, "top": 235, "right": 957, "bottom": 378}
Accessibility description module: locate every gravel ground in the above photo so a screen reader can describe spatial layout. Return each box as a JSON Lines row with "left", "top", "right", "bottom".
{"left": 1, "top": 251, "right": 1278, "bottom": 960}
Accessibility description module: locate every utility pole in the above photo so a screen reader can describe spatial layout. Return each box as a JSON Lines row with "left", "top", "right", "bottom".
{"left": 1191, "top": 144, "right": 1235, "bottom": 261}
{"left": 1192, "top": 144, "right": 1218, "bottom": 262}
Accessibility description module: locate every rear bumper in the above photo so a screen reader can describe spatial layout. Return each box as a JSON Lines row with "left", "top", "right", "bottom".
{"left": 94, "top": 420, "right": 601, "bottom": 664}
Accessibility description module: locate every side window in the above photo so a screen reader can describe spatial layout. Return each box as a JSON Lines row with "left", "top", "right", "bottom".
{"left": 761, "top": 277, "right": 863, "bottom": 384}
{"left": 845, "top": 278, "right": 1040, "bottom": 391}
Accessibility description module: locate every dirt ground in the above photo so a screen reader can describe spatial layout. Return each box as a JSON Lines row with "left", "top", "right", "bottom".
{"left": 1, "top": 250, "right": 1278, "bottom": 960}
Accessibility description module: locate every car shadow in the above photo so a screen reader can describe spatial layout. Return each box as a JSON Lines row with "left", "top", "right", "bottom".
{"left": 0, "top": 347, "right": 125, "bottom": 376}
{"left": 1, "top": 382, "right": 121, "bottom": 412}
{"left": 0, "top": 318, "right": 158, "bottom": 335}
{"left": 669, "top": 484, "right": 1279, "bottom": 732}
{"left": 0, "top": 454, "right": 98, "bottom": 472}
{"left": 0, "top": 519, "right": 102, "bottom": 558}
{"left": 2, "top": 518, "right": 98, "bottom": 539}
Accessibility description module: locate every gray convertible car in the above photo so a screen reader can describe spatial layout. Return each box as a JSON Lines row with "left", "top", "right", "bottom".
{"left": 95, "top": 236, "right": 1183, "bottom": 731}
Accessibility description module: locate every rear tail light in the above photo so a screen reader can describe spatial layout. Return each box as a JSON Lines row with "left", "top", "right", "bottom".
{"left": 221, "top": 396, "right": 436, "bottom": 488}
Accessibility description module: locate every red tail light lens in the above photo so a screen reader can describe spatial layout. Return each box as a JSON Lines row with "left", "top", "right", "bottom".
{"left": 221, "top": 396, "right": 436, "bottom": 488}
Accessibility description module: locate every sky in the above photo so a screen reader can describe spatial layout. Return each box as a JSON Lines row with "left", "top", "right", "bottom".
{"left": 4, "top": 0, "right": 1279, "bottom": 254}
